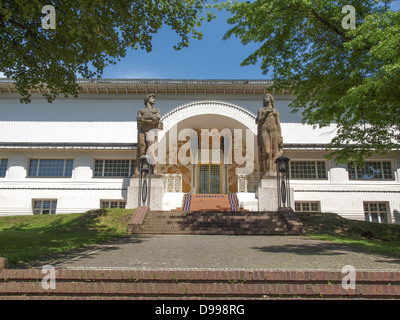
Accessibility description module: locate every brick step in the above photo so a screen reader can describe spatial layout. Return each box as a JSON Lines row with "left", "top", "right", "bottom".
{"left": 143, "top": 222, "right": 286, "bottom": 227}
{"left": 138, "top": 226, "right": 287, "bottom": 231}
{"left": 144, "top": 212, "right": 285, "bottom": 220}
{"left": 139, "top": 225, "right": 289, "bottom": 235}
{"left": 140, "top": 225, "right": 287, "bottom": 231}
{"left": 151, "top": 211, "right": 277, "bottom": 215}
{"left": 140, "top": 224, "right": 287, "bottom": 230}
{"left": 146, "top": 212, "right": 275, "bottom": 215}
{"left": 127, "top": 207, "right": 303, "bottom": 236}
{"left": 136, "top": 230, "right": 289, "bottom": 235}
{"left": 141, "top": 217, "right": 283, "bottom": 225}
{"left": 144, "top": 215, "right": 283, "bottom": 221}
{"left": 174, "top": 208, "right": 252, "bottom": 212}
{"left": 1, "top": 269, "right": 399, "bottom": 299}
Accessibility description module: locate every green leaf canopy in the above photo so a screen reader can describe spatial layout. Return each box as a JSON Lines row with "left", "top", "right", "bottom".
{"left": 0, "top": 0, "right": 214, "bottom": 103}
{"left": 219, "top": 0, "right": 400, "bottom": 163}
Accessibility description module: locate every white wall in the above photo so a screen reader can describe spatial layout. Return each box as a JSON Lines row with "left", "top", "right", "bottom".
{"left": 0, "top": 94, "right": 300, "bottom": 123}
{"left": 0, "top": 149, "right": 134, "bottom": 216}
{"left": 285, "top": 150, "right": 400, "bottom": 224}
{"left": 0, "top": 94, "right": 302, "bottom": 144}
{"left": 0, "top": 121, "right": 137, "bottom": 143}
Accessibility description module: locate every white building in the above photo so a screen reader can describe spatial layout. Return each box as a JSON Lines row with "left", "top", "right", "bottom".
{"left": 0, "top": 79, "right": 399, "bottom": 223}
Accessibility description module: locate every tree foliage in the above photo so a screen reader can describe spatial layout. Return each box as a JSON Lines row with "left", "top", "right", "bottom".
{"left": 0, "top": 0, "right": 214, "bottom": 103}
{"left": 219, "top": 0, "right": 400, "bottom": 163}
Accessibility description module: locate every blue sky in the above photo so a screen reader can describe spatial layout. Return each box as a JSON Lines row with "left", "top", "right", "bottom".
{"left": 0, "top": 6, "right": 263, "bottom": 80}
{"left": 101, "top": 7, "right": 266, "bottom": 80}
{"left": 100, "top": 0, "right": 400, "bottom": 80}
{"left": 2, "top": 1, "right": 399, "bottom": 80}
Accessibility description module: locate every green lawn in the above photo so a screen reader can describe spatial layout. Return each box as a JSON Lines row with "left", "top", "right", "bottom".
{"left": 297, "top": 212, "right": 400, "bottom": 258}
{"left": 0, "top": 209, "right": 399, "bottom": 267}
{"left": 0, "top": 209, "right": 134, "bottom": 266}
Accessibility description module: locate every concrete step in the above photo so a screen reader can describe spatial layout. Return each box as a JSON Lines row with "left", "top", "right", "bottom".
{"left": 136, "top": 230, "right": 289, "bottom": 235}
{"left": 140, "top": 222, "right": 287, "bottom": 228}
{"left": 1, "top": 269, "right": 399, "bottom": 299}
{"left": 138, "top": 225, "right": 288, "bottom": 231}
{"left": 140, "top": 224, "right": 287, "bottom": 229}
{"left": 141, "top": 218, "right": 284, "bottom": 223}
{"left": 146, "top": 212, "right": 282, "bottom": 220}
{"left": 127, "top": 207, "right": 304, "bottom": 236}
{"left": 138, "top": 212, "right": 290, "bottom": 234}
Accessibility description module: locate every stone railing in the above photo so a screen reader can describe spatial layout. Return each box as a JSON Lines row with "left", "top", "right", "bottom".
{"left": 163, "top": 174, "right": 183, "bottom": 193}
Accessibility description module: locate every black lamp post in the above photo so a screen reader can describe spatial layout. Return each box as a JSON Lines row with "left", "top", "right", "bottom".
{"left": 138, "top": 155, "right": 152, "bottom": 207}
{"left": 275, "top": 156, "right": 291, "bottom": 209}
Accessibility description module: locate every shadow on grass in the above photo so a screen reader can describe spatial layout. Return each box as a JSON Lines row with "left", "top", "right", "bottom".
{"left": 0, "top": 209, "right": 138, "bottom": 267}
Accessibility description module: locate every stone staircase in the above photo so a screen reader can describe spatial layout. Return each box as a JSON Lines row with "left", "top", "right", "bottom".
{"left": 128, "top": 208, "right": 303, "bottom": 235}
{"left": 1, "top": 268, "right": 399, "bottom": 299}
{"left": 126, "top": 193, "right": 302, "bottom": 235}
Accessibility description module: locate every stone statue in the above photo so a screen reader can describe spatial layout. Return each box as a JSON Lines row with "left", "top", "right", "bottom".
{"left": 135, "top": 93, "right": 163, "bottom": 174}
{"left": 256, "top": 93, "right": 283, "bottom": 177}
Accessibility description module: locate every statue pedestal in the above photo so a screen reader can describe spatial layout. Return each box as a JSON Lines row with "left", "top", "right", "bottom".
{"left": 256, "top": 175, "right": 294, "bottom": 212}
{"left": 256, "top": 175, "right": 279, "bottom": 212}
{"left": 126, "top": 175, "right": 165, "bottom": 210}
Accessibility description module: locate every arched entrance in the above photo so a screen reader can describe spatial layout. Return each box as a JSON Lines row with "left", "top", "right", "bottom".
{"left": 158, "top": 100, "right": 258, "bottom": 195}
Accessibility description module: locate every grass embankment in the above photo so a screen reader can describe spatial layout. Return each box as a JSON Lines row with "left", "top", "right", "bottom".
{"left": 297, "top": 212, "right": 400, "bottom": 258}
{"left": 0, "top": 209, "right": 399, "bottom": 267}
{"left": 0, "top": 209, "right": 134, "bottom": 266}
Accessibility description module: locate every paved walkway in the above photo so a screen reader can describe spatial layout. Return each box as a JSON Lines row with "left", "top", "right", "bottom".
{"left": 36, "top": 235, "right": 400, "bottom": 271}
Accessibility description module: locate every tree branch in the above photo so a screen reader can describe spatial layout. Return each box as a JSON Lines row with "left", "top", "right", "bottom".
{"left": 309, "top": 8, "right": 351, "bottom": 42}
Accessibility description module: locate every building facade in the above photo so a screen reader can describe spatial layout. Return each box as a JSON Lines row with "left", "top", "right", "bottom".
{"left": 0, "top": 79, "right": 399, "bottom": 223}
